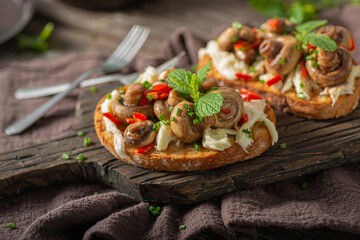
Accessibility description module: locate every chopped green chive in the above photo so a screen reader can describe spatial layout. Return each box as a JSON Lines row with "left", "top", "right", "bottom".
{"left": 158, "top": 115, "right": 165, "bottom": 121}
{"left": 280, "top": 143, "right": 287, "bottom": 149}
{"left": 280, "top": 58, "right": 286, "bottom": 65}
{"left": 90, "top": 87, "right": 98, "bottom": 93}
{"left": 260, "top": 79, "right": 265, "bottom": 84}
{"left": 259, "top": 27, "right": 264, "bottom": 32}
{"left": 176, "top": 108, "right": 180, "bottom": 116}
{"left": 232, "top": 36, "right": 238, "bottom": 42}
{"left": 210, "top": 86, "right": 218, "bottom": 91}
{"left": 311, "top": 61, "right": 319, "bottom": 68}
{"left": 77, "top": 131, "right": 84, "bottom": 136}
{"left": 179, "top": 225, "right": 187, "bottom": 230}
{"left": 170, "top": 117, "right": 175, "bottom": 122}
{"left": 119, "top": 86, "right": 125, "bottom": 91}
{"left": 7, "top": 223, "right": 15, "bottom": 229}
{"left": 300, "top": 182, "right": 308, "bottom": 189}
{"left": 313, "top": 50, "right": 319, "bottom": 55}
{"left": 61, "top": 153, "right": 69, "bottom": 160}
{"left": 305, "top": 55, "right": 313, "bottom": 60}
{"left": 142, "top": 80, "right": 153, "bottom": 90}
{"left": 232, "top": 21, "right": 243, "bottom": 30}
{"left": 149, "top": 206, "right": 161, "bottom": 216}
{"left": 83, "top": 137, "right": 91, "bottom": 147}
{"left": 118, "top": 97, "right": 123, "bottom": 101}
{"left": 296, "top": 45, "right": 302, "bottom": 51}
{"left": 300, "top": 83, "right": 304, "bottom": 88}
{"left": 194, "top": 143, "right": 200, "bottom": 151}
{"left": 242, "top": 129, "right": 251, "bottom": 134}
{"left": 297, "top": 92, "right": 305, "bottom": 99}
{"left": 262, "top": 121, "right": 265, "bottom": 126}
{"left": 146, "top": 95, "right": 153, "bottom": 101}
{"left": 188, "top": 111, "right": 194, "bottom": 117}
{"left": 160, "top": 79, "right": 165, "bottom": 82}
{"left": 153, "top": 122, "right": 161, "bottom": 131}
{"left": 240, "top": 47, "right": 247, "bottom": 51}
{"left": 169, "top": 107, "right": 174, "bottom": 113}
{"left": 193, "top": 119, "right": 199, "bottom": 124}
{"left": 198, "top": 116, "right": 204, "bottom": 122}
{"left": 183, "top": 104, "right": 190, "bottom": 109}
{"left": 93, "top": 192, "right": 99, "bottom": 195}
{"left": 249, "top": 66, "right": 256, "bottom": 73}
{"left": 77, "top": 153, "right": 85, "bottom": 161}
{"left": 106, "top": 93, "right": 112, "bottom": 99}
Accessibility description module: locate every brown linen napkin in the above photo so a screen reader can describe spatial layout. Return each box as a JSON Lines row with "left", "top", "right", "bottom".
{"left": 1, "top": 4, "right": 360, "bottom": 240}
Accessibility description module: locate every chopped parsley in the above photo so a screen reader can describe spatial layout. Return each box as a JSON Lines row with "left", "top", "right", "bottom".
{"left": 77, "top": 153, "right": 85, "bottom": 161}
{"left": 280, "top": 143, "right": 287, "bottom": 149}
{"left": 77, "top": 131, "right": 84, "bottom": 136}
{"left": 194, "top": 143, "right": 200, "bottom": 151}
{"left": 90, "top": 87, "right": 98, "bottom": 93}
{"left": 83, "top": 137, "right": 91, "bottom": 147}
{"left": 61, "top": 153, "right": 70, "bottom": 160}
{"left": 179, "top": 225, "right": 187, "bottom": 230}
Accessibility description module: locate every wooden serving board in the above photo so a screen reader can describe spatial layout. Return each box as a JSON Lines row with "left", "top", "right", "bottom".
{"left": 1, "top": 83, "right": 359, "bottom": 204}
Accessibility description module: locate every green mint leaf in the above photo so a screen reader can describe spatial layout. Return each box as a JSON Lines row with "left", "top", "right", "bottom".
{"left": 167, "top": 69, "right": 192, "bottom": 94}
{"left": 248, "top": 0, "right": 287, "bottom": 18}
{"left": 194, "top": 93, "right": 223, "bottom": 117}
{"left": 196, "top": 62, "right": 211, "bottom": 86}
{"left": 289, "top": 2, "right": 304, "bottom": 24}
{"left": 296, "top": 19, "right": 327, "bottom": 35}
{"left": 304, "top": 33, "right": 337, "bottom": 52}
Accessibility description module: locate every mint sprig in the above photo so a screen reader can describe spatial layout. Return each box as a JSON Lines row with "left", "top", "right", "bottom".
{"left": 295, "top": 19, "right": 327, "bottom": 35}
{"left": 167, "top": 62, "right": 223, "bottom": 117}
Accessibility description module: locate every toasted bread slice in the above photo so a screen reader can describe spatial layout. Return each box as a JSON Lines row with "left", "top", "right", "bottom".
{"left": 94, "top": 95, "right": 276, "bottom": 172}
{"left": 199, "top": 54, "right": 360, "bottom": 119}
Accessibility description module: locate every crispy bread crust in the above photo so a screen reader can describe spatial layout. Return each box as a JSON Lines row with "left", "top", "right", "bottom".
{"left": 199, "top": 54, "right": 360, "bottom": 119}
{"left": 94, "top": 95, "right": 276, "bottom": 172}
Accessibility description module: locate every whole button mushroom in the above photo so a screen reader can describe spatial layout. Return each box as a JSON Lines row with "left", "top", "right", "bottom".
{"left": 124, "top": 120, "right": 156, "bottom": 148}
{"left": 217, "top": 27, "right": 240, "bottom": 52}
{"left": 199, "top": 77, "right": 219, "bottom": 91}
{"left": 211, "top": 87, "right": 244, "bottom": 129}
{"left": 305, "top": 47, "right": 353, "bottom": 88}
{"left": 111, "top": 92, "right": 155, "bottom": 123}
{"left": 259, "top": 35, "right": 301, "bottom": 76}
{"left": 170, "top": 102, "right": 203, "bottom": 143}
{"left": 317, "top": 25, "right": 354, "bottom": 52}
{"left": 123, "top": 83, "right": 145, "bottom": 106}
{"left": 153, "top": 90, "right": 185, "bottom": 120}
{"left": 264, "top": 18, "right": 294, "bottom": 36}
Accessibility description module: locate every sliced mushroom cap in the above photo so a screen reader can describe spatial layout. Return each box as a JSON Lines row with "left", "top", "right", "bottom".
{"left": 124, "top": 120, "right": 156, "bottom": 148}
{"left": 259, "top": 35, "right": 301, "bottom": 76}
{"left": 217, "top": 27, "right": 240, "bottom": 51}
{"left": 264, "top": 18, "right": 294, "bottom": 36}
{"left": 112, "top": 92, "right": 155, "bottom": 123}
{"left": 238, "top": 25, "right": 255, "bottom": 43}
{"left": 123, "top": 83, "right": 145, "bottom": 106}
{"left": 170, "top": 102, "right": 202, "bottom": 143}
{"left": 199, "top": 77, "right": 219, "bottom": 91}
{"left": 305, "top": 47, "right": 353, "bottom": 88}
{"left": 211, "top": 87, "right": 243, "bottom": 128}
{"left": 317, "top": 25, "right": 353, "bottom": 52}
{"left": 167, "top": 90, "right": 186, "bottom": 107}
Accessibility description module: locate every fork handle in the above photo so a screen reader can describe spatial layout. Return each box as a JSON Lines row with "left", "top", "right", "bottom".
{"left": 5, "top": 69, "right": 100, "bottom": 135}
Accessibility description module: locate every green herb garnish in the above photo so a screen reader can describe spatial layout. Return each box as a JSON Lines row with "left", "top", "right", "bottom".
{"left": 300, "top": 83, "right": 304, "bottom": 88}
{"left": 90, "top": 87, "right": 98, "bottom": 93}
{"left": 167, "top": 62, "right": 223, "bottom": 118}
{"left": 61, "top": 153, "right": 70, "bottom": 160}
{"left": 242, "top": 129, "right": 254, "bottom": 140}
{"left": 193, "top": 119, "right": 199, "bottom": 124}
{"left": 158, "top": 115, "right": 165, "bottom": 121}
{"left": 280, "top": 58, "right": 286, "bottom": 65}
{"left": 149, "top": 206, "right": 161, "bottom": 217}
{"left": 160, "top": 79, "right": 165, "bottom": 82}
{"left": 83, "top": 137, "right": 91, "bottom": 147}
{"left": 77, "top": 153, "right": 85, "bottom": 161}
{"left": 153, "top": 122, "right": 161, "bottom": 131}
{"left": 297, "top": 92, "right": 305, "bottom": 99}
{"left": 16, "top": 22, "right": 54, "bottom": 52}
{"left": 176, "top": 108, "right": 180, "bottom": 116}
{"left": 179, "top": 225, "right": 187, "bottom": 230}
{"left": 280, "top": 143, "right": 287, "bottom": 149}
{"left": 93, "top": 192, "right": 99, "bottom": 195}
{"left": 194, "top": 143, "right": 200, "bottom": 151}
{"left": 311, "top": 61, "right": 319, "bottom": 68}
{"left": 7, "top": 223, "right": 15, "bottom": 229}
{"left": 170, "top": 117, "right": 175, "bottom": 122}
{"left": 232, "top": 36, "right": 238, "bottom": 42}
{"left": 262, "top": 121, "right": 265, "bottom": 126}
{"left": 77, "top": 131, "right": 84, "bottom": 136}
{"left": 232, "top": 21, "right": 243, "bottom": 30}
{"left": 305, "top": 54, "right": 313, "bottom": 60}
{"left": 249, "top": 66, "right": 256, "bottom": 73}
{"left": 106, "top": 93, "right": 112, "bottom": 99}
{"left": 300, "top": 182, "right": 308, "bottom": 189}
{"left": 142, "top": 80, "right": 153, "bottom": 90}
{"left": 192, "top": 64, "right": 198, "bottom": 73}
{"left": 169, "top": 106, "right": 174, "bottom": 113}
{"left": 296, "top": 44, "right": 302, "bottom": 51}
{"left": 260, "top": 79, "right": 265, "bottom": 84}
{"left": 146, "top": 95, "right": 153, "bottom": 101}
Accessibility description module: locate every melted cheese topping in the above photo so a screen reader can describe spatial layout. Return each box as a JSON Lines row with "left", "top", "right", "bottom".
{"left": 320, "top": 65, "right": 360, "bottom": 105}
{"left": 101, "top": 91, "right": 131, "bottom": 161}
{"left": 198, "top": 40, "right": 249, "bottom": 80}
{"left": 155, "top": 123, "right": 175, "bottom": 151}
{"left": 136, "top": 66, "right": 158, "bottom": 84}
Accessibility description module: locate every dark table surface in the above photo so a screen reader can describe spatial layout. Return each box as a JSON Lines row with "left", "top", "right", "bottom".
{"left": 0, "top": 0, "right": 359, "bottom": 239}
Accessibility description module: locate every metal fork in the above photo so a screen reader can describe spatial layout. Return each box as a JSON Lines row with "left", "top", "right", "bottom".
{"left": 5, "top": 25, "right": 150, "bottom": 135}
{"left": 15, "top": 51, "right": 186, "bottom": 99}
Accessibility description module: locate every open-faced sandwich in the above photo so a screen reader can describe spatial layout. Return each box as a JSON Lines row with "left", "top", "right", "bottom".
{"left": 94, "top": 63, "right": 278, "bottom": 171}
{"left": 198, "top": 19, "right": 360, "bottom": 119}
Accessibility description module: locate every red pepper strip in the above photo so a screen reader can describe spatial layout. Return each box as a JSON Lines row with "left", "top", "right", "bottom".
{"left": 308, "top": 43, "right": 316, "bottom": 51}
{"left": 157, "top": 92, "right": 169, "bottom": 99}
{"left": 151, "top": 84, "right": 173, "bottom": 94}
{"left": 221, "top": 108, "right": 231, "bottom": 114}
{"left": 126, "top": 118, "right": 137, "bottom": 124}
{"left": 266, "top": 75, "right": 282, "bottom": 87}
{"left": 140, "top": 96, "right": 150, "bottom": 106}
{"left": 240, "top": 114, "right": 249, "bottom": 125}
{"left": 240, "top": 88, "right": 263, "bottom": 101}
{"left": 133, "top": 112, "right": 147, "bottom": 121}
{"left": 137, "top": 142, "right": 155, "bottom": 154}
{"left": 337, "top": 38, "right": 355, "bottom": 51}
{"left": 235, "top": 73, "right": 253, "bottom": 81}
{"left": 268, "top": 18, "right": 279, "bottom": 29}
{"left": 233, "top": 40, "right": 249, "bottom": 49}
{"left": 300, "top": 59, "right": 308, "bottom": 78}
{"left": 247, "top": 39, "right": 262, "bottom": 50}
{"left": 103, "top": 112, "right": 121, "bottom": 125}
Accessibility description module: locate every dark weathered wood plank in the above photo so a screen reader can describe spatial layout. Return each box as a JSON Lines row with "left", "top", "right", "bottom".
{"left": 1, "top": 82, "right": 359, "bottom": 204}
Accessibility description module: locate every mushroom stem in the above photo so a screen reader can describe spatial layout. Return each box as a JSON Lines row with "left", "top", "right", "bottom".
{"left": 259, "top": 39, "right": 282, "bottom": 60}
